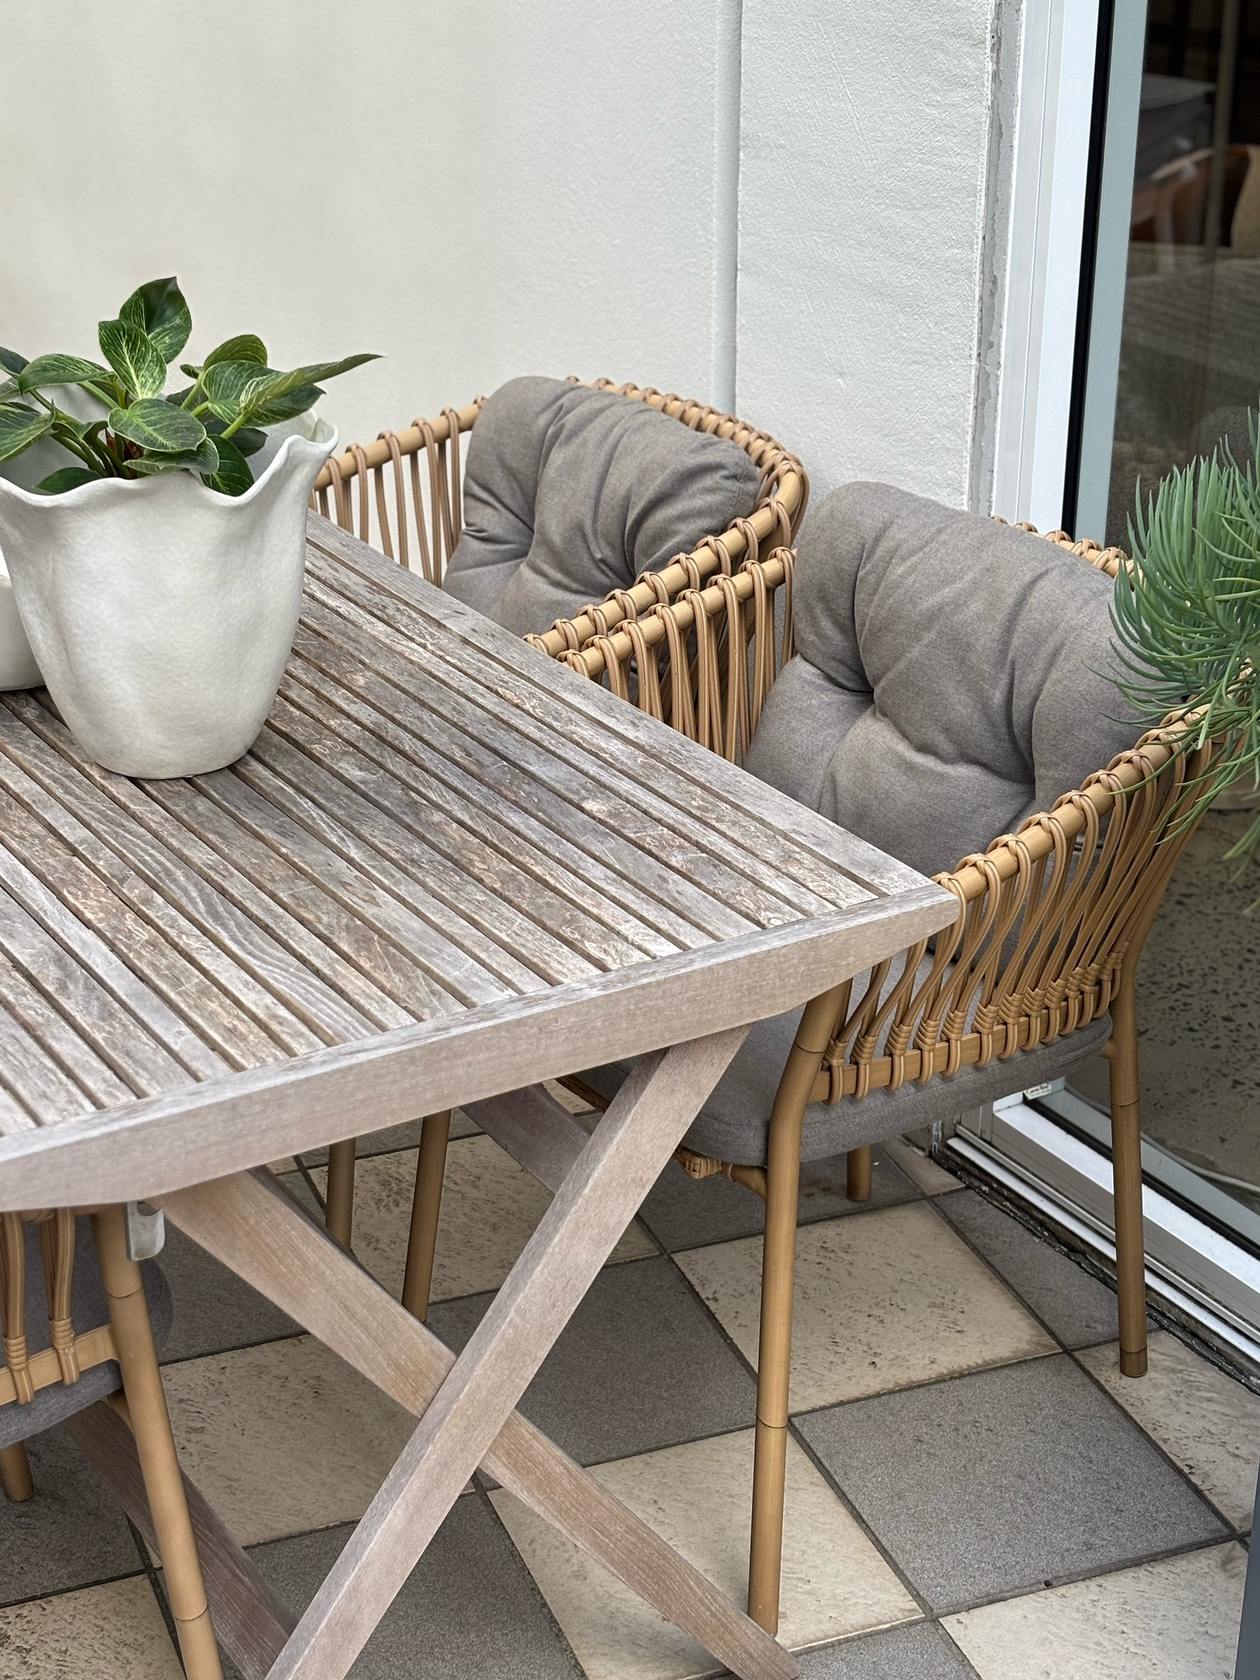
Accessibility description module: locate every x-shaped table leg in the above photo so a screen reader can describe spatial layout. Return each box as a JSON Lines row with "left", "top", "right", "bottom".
{"left": 161, "top": 1028, "right": 797, "bottom": 1680}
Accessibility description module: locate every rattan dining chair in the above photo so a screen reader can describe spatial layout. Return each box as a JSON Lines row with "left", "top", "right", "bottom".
{"left": 311, "top": 378, "right": 807, "bottom": 1258}
{"left": 0, "top": 1207, "right": 222, "bottom": 1679}
{"left": 390, "top": 482, "right": 1219, "bottom": 1639}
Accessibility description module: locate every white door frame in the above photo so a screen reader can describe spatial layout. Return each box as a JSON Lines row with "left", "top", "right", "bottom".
{"left": 989, "top": 0, "right": 1104, "bottom": 530}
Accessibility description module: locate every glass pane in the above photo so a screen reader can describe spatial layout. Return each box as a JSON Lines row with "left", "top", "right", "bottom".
{"left": 1070, "top": 0, "right": 1260, "bottom": 1226}
{"left": 1106, "top": 0, "right": 1260, "bottom": 548}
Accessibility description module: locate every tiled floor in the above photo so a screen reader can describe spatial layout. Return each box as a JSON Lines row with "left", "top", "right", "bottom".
{"left": 1, "top": 1114, "right": 1251, "bottom": 1679}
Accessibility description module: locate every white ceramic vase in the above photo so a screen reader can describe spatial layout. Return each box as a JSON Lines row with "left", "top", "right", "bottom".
{"left": 0, "top": 418, "right": 336, "bottom": 778}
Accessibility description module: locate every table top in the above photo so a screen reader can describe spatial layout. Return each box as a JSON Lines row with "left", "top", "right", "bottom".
{"left": 0, "top": 516, "right": 951, "bottom": 1210}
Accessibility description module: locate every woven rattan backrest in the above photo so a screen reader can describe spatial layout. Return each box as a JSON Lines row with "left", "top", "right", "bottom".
{"left": 309, "top": 381, "right": 807, "bottom": 635}
{"left": 812, "top": 528, "right": 1217, "bottom": 1105}
{"left": 0, "top": 1210, "right": 113, "bottom": 1410}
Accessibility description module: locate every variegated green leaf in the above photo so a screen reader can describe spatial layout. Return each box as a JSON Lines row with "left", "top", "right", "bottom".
{"left": 108, "top": 398, "right": 207, "bottom": 454}
{"left": 0, "top": 402, "right": 53, "bottom": 463}
{"left": 16, "top": 353, "right": 113, "bottom": 394}
{"left": 98, "top": 318, "right": 167, "bottom": 400}
{"left": 119, "top": 277, "right": 192, "bottom": 364}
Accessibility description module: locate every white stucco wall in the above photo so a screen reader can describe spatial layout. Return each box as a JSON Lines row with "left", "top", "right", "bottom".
{"left": 737, "top": 0, "right": 1002, "bottom": 506}
{"left": 2, "top": 2, "right": 734, "bottom": 449}
{"left": 2, "top": 2, "right": 1008, "bottom": 503}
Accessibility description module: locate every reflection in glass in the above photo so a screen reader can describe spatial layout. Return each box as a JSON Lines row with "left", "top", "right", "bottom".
{"left": 1107, "top": 0, "right": 1260, "bottom": 546}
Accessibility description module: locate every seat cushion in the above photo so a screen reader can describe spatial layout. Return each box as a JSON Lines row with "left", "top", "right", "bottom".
{"left": 0, "top": 1217, "right": 173, "bottom": 1448}
{"left": 744, "top": 483, "right": 1142, "bottom": 879}
{"left": 443, "top": 377, "right": 763, "bottom": 636}
{"left": 585, "top": 1007, "right": 1111, "bottom": 1169}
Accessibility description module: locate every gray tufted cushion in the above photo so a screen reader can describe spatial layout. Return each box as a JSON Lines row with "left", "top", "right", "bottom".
{"left": 745, "top": 482, "right": 1141, "bottom": 879}
{"left": 443, "top": 377, "right": 763, "bottom": 637}
{"left": 586, "top": 484, "right": 1139, "bottom": 1167}
{"left": 0, "top": 1217, "right": 173, "bottom": 1449}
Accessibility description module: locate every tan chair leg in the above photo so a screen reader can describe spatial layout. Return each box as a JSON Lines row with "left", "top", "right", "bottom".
{"left": 325, "top": 1138, "right": 356, "bottom": 1249}
{"left": 0, "top": 1441, "right": 33, "bottom": 1502}
{"left": 401, "top": 1112, "right": 452, "bottom": 1322}
{"left": 1105, "top": 972, "right": 1148, "bottom": 1378}
{"left": 846, "top": 1144, "right": 872, "bottom": 1202}
{"left": 91, "top": 1207, "right": 223, "bottom": 1680}
{"left": 749, "top": 986, "right": 849, "bottom": 1636}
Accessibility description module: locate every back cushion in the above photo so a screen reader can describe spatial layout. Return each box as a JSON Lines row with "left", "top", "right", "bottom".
{"left": 443, "top": 377, "right": 763, "bottom": 636}
{"left": 744, "top": 482, "right": 1141, "bottom": 878}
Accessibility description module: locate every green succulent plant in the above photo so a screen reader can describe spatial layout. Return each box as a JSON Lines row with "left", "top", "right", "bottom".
{"left": 0, "top": 277, "right": 376, "bottom": 496}
{"left": 1110, "top": 414, "right": 1260, "bottom": 873}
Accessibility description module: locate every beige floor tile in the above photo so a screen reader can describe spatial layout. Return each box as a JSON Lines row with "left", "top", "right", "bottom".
{"left": 161, "top": 1333, "right": 416, "bottom": 1544}
{"left": 312, "top": 1133, "right": 655, "bottom": 1302}
{"left": 1077, "top": 1331, "right": 1260, "bottom": 1528}
{"left": 676, "top": 1201, "right": 1055, "bottom": 1412}
{"left": 943, "top": 1543, "right": 1246, "bottom": 1679}
{"left": 491, "top": 1428, "right": 918, "bottom": 1680}
{"left": 880, "top": 1135, "right": 963, "bottom": 1195}
{"left": 0, "top": 1576, "right": 182, "bottom": 1679}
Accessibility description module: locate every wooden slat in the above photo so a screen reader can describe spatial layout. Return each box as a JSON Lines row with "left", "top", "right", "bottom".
{"left": 276, "top": 665, "right": 689, "bottom": 957}
{"left": 242, "top": 723, "right": 621, "bottom": 981}
{"left": 0, "top": 941, "right": 132, "bottom": 1109}
{"left": 3, "top": 694, "right": 412, "bottom": 1036}
{"left": 0, "top": 883, "right": 189, "bottom": 1099}
{"left": 0, "top": 787, "right": 285, "bottom": 1073}
{"left": 258, "top": 696, "right": 662, "bottom": 969}
{"left": 0, "top": 833, "right": 227, "bottom": 1085}
{"left": 0, "top": 739, "right": 325, "bottom": 1058}
{"left": 190, "top": 766, "right": 532, "bottom": 1004}
{"left": 0, "top": 991, "right": 100, "bottom": 1125}
{"left": 305, "top": 566, "right": 825, "bottom": 928}
{"left": 308, "top": 522, "right": 916, "bottom": 903}
{"left": 296, "top": 599, "right": 779, "bottom": 936}
{"left": 0, "top": 698, "right": 383, "bottom": 1048}
{"left": 284, "top": 638, "right": 742, "bottom": 946}
{"left": 135, "top": 773, "right": 460, "bottom": 1021}
{"left": 0, "top": 886, "right": 953, "bottom": 1203}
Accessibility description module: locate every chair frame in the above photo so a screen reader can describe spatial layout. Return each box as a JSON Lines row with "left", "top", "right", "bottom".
{"left": 314, "top": 407, "right": 1197, "bottom": 1639}
{"left": 0, "top": 1206, "right": 222, "bottom": 1678}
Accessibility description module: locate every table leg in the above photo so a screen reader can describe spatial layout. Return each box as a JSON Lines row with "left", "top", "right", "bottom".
{"left": 162, "top": 1028, "right": 797, "bottom": 1680}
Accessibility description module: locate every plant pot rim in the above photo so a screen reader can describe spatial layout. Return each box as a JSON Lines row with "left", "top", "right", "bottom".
{"left": 0, "top": 416, "right": 337, "bottom": 513}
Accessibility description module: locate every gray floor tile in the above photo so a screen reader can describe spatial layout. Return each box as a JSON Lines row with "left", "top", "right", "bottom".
{"left": 222, "top": 1494, "right": 582, "bottom": 1679}
{"left": 156, "top": 1223, "right": 301, "bottom": 1364}
{"left": 797, "top": 1353, "right": 1227, "bottom": 1612}
{"left": 934, "top": 1190, "right": 1132, "bottom": 1350}
{"left": 298, "top": 1109, "right": 478, "bottom": 1168}
{"left": 638, "top": 1148, "right": 920, "bottom": 1252}
{"left": 728, "top": 1622, "right": 979, "bottom": 1678}
{"left": 0, "top": 1427, "right": 145, "bottom": 1606}
{"left": 427, "top": 1255, "right": 758, "bottom": 1465}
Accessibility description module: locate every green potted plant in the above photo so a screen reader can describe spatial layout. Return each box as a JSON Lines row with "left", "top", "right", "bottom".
{"left": 0, "top": 277, "right": 375, "bottom": 778}
{"left": 1110, "top": 417, "right": 1260, "bottom": 870}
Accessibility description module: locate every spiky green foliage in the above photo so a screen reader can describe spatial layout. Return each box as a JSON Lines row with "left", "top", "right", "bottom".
{"left": 1110, "top": 416, "right": 1260, "bottom": 872}
{"left": 1, "top": 278, "right": 376, "bottom": 496}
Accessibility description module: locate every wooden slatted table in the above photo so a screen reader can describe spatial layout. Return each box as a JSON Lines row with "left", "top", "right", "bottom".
{"left": 0, "top": 515, "right": 954, "bottom": 1680}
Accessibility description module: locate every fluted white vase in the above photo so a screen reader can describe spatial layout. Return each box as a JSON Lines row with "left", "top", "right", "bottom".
{"left": 0, "top": 418, "right": 335, "bottom": 778}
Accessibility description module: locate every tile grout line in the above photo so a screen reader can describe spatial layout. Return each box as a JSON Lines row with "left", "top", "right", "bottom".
{"left": 657, "top": 1219, "right": 944, "bottom": 1626}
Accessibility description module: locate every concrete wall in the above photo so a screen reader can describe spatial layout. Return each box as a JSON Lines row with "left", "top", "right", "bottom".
{"left": 2, "top": 1, "right": 1007, "bottom": 505}
{"left": 736, "top": 0, "right": 1003, "bottom": 504}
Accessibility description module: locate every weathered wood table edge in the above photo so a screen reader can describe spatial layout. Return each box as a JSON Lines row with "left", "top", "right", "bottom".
{"left": 0, "top": 515, "right": 955, "bottom": 1680}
